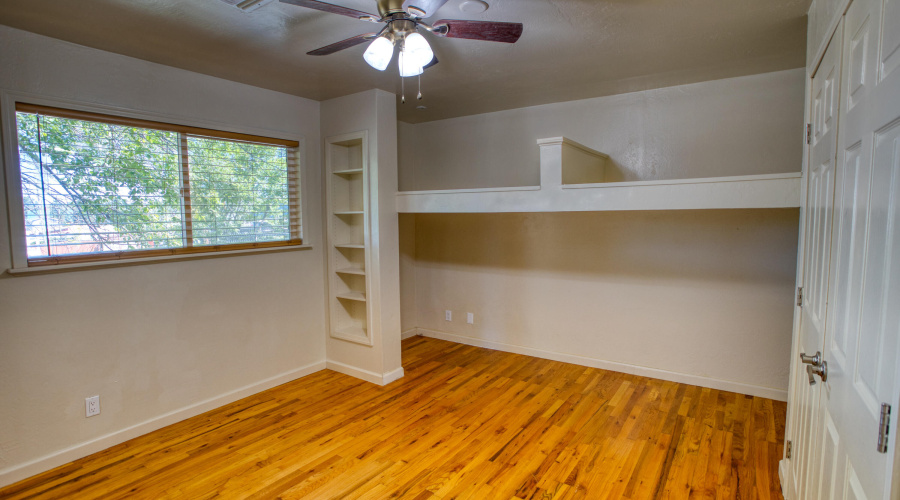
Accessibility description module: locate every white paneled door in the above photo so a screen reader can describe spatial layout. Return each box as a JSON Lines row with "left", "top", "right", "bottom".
{"left": 788, "top": 0, "right": 900, "bottom": 496}
{"left": 791, "top": 19, "right": 843, "bottom": 500}
{"left": 816, "top": 0, "right": 900, "bottom": 496}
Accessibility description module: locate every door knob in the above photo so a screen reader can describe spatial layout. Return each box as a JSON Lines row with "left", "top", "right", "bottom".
{"left": 800, "top": 351, "right": 821, "bottom": 365}
{"left": 801, "top": 351, "right": 828, "bottom": 384}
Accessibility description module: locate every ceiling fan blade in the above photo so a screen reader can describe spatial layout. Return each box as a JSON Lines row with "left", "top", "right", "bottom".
{"left": 279, "top": 0, "right": 377, "bottom": 20}
{"left": 432, "top": 20, "right": 523, "bottom": 43}
{"left": 402, "top": 0, "right": 449, "bottom": 17}
{"left": 307, "top": 33, "right": 377, "bottom": 55}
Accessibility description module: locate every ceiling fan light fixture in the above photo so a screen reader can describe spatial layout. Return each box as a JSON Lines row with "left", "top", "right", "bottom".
{"left": 398, "top": 49, "right": 424, "bottom": 77}
{"left": 403, "top": 32, "right": 434, "bottom": 68}
{"left": 363, "top": 36, "right": 394, "bottom": 71}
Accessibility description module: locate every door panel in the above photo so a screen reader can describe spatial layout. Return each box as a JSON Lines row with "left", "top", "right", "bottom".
{"left": 791, "top": 20, "right": 844, "bottom": 500}
{"left": 818, "top": 0, "right": 900, "bottom": 495}
{"left": 880, "top": 0, "right": 900, "bottom": 80}
{"left": 819, "top": 412, "right": 844, "bottom": 500}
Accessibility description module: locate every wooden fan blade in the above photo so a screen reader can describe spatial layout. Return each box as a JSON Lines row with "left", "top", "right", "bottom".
{"left": 307, "top": 33, "right": 377, "bottom": 55}
{"left": 279, "top": 0, "right": 377, "bottom": 20}
{"left": 432, "top": 20, "right": 523, "bottom": 43}
{"left": 402, "top": 0, "right": 449, "bottom": 17}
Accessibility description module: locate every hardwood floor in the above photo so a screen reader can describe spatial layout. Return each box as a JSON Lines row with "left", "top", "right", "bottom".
{"left": 0, "top": 336, "right": 786, "bottom": 499}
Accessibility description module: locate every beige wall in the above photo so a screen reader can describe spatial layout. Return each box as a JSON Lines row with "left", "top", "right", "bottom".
{"left": 399, "top": 69, "right": 805, "bottom": 191}
{"left": 0, "top": 26, "right": 326, "bottom": 485}
{"left": 399, "top": 213, "right": 417, "bottom": 336}
{"left": 398, "top": 70, "right": 805, "bottom": 399}
{"left": 409, "top": 210, "right": 799, "bottom": 397}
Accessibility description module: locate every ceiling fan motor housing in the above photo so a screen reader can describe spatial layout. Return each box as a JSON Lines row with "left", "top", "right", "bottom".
{"left": 388, "top": 18, "right": 418, "bottom": 39}
{"left": 377, "top": 0, "right": 409, "bottom": 18}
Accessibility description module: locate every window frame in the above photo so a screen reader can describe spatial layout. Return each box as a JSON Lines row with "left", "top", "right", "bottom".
{"left": 2, "top": 92, "right": 309, "bottom": 271}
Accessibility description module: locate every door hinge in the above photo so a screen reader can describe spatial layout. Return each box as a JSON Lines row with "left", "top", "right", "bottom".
{"left": 807, "top": 123, "right": 812, "bottom": 144}
{"left": 877, "top": 403, "right": 891, "bottom": 453}
{"left": 797, "top": 286, "right": 803, "bottom": 307}
{"left": 785, "top": 440, "right": 792, "bottom": 459}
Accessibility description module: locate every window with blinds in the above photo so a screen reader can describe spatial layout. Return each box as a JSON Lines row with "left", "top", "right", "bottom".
{"left": 14, "top": 103, "right": 302, "bottom": 266}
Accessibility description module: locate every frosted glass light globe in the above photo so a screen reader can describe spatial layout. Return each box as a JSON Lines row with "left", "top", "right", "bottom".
{"left": 398, "top": 49, "right": 423, "bottom": 77}
{"left": 363, "top": 36, "right": 394, "bottom": 71}
{"left": 403, "top": 33, "right": 434, "bottom": 68}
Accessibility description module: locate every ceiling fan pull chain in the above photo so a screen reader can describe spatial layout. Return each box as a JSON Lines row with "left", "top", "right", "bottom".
{"left": 417, "top": 74, "right": 423, "bottom": 100}
{"left": 401, "top": 76, "right": 406, "bottom": 104}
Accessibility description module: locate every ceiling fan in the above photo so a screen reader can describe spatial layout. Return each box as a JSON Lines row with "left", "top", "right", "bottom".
{"left": 275, "top": 0, "right": 524, "bottom": 77}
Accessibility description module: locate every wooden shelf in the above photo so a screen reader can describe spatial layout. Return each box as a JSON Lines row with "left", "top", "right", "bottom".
{"left": 336, "top": 267, "right": 366, "bottom": 276}
{"left": 397, "top": 172, "right": 801, "bottom": 213}
{"left": 326, "top": 132, "right": 371, "bottom": 346}
{"left": 333, "top": 168, "right": 364, "bottom": 176}
{"left": 332, "top": 326, "right": 368, "bottom": 341}
{"left": 336, "top": 291, "right": 367, "bottom": 302}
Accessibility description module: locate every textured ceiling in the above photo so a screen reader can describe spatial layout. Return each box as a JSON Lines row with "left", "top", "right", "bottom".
{"left": 0, "top": 0, "right": 810, "bottom": 123}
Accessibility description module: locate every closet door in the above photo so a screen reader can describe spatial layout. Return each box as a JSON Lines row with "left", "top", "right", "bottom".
{"left": 816, "top": 0, "right": 900, "bottom": 495}
{"left": 790, "top": 18, "right": 843, "bottom": 500}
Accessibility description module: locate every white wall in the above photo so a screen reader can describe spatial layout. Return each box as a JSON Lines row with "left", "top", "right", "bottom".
{"left": 410, "top": 210, "right": 798, "bottom": 399}
{"left": 399, "top": 69, "right": 805, "bottom": 191}
{"left": 321, "top": 90, "right": 402, "bottom": 381}
{"left": 0, "top": 26, "right": 326, "bottom": 486}
{"left": 398, "top": 70, "right": 805, "bottom": 399}
{"left": 399, "top": 213, "right": 417, "bottom": 337}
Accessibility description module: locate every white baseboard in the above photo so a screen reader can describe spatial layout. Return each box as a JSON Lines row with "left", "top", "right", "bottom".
{"left": 401, "top": 328, "right": 420, "bottom": 340}
{"left": 382, "top": 366, "right": 405, "bottom": 385}
{"left": 0, "top": 360, "right": 326, "bottom": 489}
{"left": 326, "top": 360, "right": 405, "bottom": 386}
{"left": 779, "top": 460, "right": 789, "bottom": 499}
{"left": 416, "top": 328, "right": 788, "bottom": 401}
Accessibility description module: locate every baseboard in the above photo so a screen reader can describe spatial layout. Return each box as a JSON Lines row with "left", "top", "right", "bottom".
{"left": 779, "top": 459, "right": 789, "bottom": 499}
{"left": 326, "top": 360, "right": 405, "bottom": 386}
{"left": 0, "top": 360, "right": 326, "bottom": 489}
{"left": 401, "top": 328, "right": 420, "bottom": 340}
{"left": 382, "top": 366, "right": 405, "bottom": 385}
{"left": 416, "top": 328, "right": 788, "bottom": 401}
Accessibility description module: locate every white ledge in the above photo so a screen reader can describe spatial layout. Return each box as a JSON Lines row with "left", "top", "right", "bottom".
{"left": 6, "top": 244, "right": 312, "bottom": 276}
{"left": 397, "top": 137, "right": 802, "bottom": 213}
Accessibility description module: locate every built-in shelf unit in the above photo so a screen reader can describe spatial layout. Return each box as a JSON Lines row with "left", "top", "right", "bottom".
{"left": 396, "top": 137, "right": 802, "bottom": 213}
{"left": 325, "top": 132, "right": 372, "bottom": 345}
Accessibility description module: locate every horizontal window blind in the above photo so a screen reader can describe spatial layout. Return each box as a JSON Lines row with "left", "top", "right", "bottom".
{"left": 187, "top": 136, "right": 297, "bottom": 246}
{"left": 15, "top": 104, "right": 302, "bottom": 267}
{"left": 15, "top": 103, "right": 300, "bottom": 148}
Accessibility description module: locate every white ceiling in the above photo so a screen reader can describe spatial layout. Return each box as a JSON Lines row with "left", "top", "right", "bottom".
{"left": 0, "top": 0, "right": 810, "bottom": 123}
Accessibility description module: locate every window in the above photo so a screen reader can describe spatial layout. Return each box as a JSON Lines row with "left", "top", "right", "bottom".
{"left": 12, "top": 103, "right": 301, "bottom": 267}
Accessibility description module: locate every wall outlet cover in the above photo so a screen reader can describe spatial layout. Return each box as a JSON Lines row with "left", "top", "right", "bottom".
{"left": 445, "top": 310, "right": 452, "bottom": 321}
{"left": 85, "top": 395, "right": 100, "bottom": 417}
{"left": 467, "top": 313, "right": 474, "bottom": 324}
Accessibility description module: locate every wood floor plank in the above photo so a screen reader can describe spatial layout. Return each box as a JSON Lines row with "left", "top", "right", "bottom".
{"left": 0, "top": 336, "right": 786, "bottom": 499}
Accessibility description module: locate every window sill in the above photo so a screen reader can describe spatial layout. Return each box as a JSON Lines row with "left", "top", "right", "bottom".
{"left": 6, "top": 244, "right": 313, "bottom": 276}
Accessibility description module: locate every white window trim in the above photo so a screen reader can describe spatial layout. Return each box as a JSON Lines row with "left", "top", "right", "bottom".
{"left": 1, "top": 90, "right": 312, "bottom": 271}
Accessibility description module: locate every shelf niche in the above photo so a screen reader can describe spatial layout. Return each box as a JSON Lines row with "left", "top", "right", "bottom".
{"left": 396, "top": 137, "right": 801, "bottom": 213}
{"left": 325, "top": 133, "right": 371, "bottom": 345}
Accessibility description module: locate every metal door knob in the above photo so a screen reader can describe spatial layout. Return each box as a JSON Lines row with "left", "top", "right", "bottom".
{"left": 801, "top": 351, "right": 828, "bottom": 384}
{"left": 800, "top": 351, "right": 821, "bottom": 365}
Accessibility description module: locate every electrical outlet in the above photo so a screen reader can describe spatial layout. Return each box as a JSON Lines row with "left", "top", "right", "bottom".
{"left": 445, "top": 310, "right": 452, "bottom": 321}
{"left": 467, "top": 312, "right": 474, "bottom": 324}
{"left": 85, "top": 395, "right": 100, "bottom": 417}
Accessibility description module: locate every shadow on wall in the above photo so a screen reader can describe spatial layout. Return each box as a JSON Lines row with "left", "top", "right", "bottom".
{"left": 413, "top": 209, "right": 800, "bottom": 284}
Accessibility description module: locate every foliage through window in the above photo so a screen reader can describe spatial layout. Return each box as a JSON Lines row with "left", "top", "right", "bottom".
{"left": 14, "top": 104, "right": 301, "bottom": 266}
